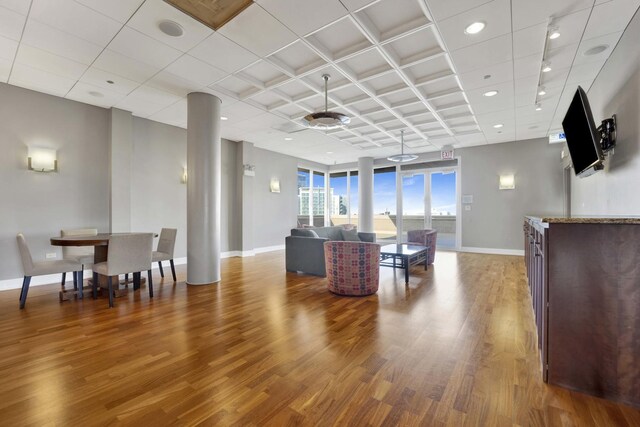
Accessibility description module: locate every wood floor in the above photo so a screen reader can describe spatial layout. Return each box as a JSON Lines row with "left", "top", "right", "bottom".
{"left": 0, "top": 251, "right": 638, "bottom": 426}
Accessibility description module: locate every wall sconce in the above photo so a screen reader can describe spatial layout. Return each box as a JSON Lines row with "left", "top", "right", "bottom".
{"left": 28, "top": 147, "right": 58, "bottom": 172}
{"left": 243, "top": 164, "right": 255, "bottom": 177}
{"left": 270, "top": 178, "right": 280, "bottom": 193}
{"left": 499, "top": 174, "right": 515, "bottom": 190}
{"left": 181, "top": 167, "right": 187, "bottom": 184}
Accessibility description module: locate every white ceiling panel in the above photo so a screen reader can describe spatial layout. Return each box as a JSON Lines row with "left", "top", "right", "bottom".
{"left": 127, "top": 0, "right": 213, "bottom": 52}
{"left": 165, "top": 55, "right": 227, "bottom": 87}
{"left": 14, "top": 44, "right": 87, "bottom": 81}
{"left": 29, "top": 0, "right": 122, "bottom": 46}
{"left": 584, "top": 0, "right": 640, "bottom": 40}
{"left": 0, "top": 4, "right": 26, "bottom": 41}
{"left": 219, "top": 3, "right": 297, "bottom": 57}
{"left": 573, "top": 32, "right": 623, "bottom": 66}
{"left": 0, "top": 0, "right": 30, "bottom": 15}
{"left": 146, "top": 70, "right": 203, "bottom": 97}
{"left": 511, "top": 0, "right": 594, "bottom": 31}
{"left": 93, "top": 49, "right": 160, "bottom": 83}
{"left": 108, "top": 26, "right": 182, "bottom": 69}
{"left": 458, "top": 61, "right": 513, "bottom": 90}
{"left": 189, "top": 33, "right": 259, "bottom": 73}
{"left": 425, "top": 0, "right": 493, "bottom": 21}
{"left": 257, "top": 0, "right": 348, "bottom": 36}
{"left": 79, "top": 66, "right": 139, "bottom": 95}
{"left": 65, "top": 81, "right": 126, "bottom": 108}
{"left": 0, "top": 58, "right": 10, "bottom": 82}
{"left": 0, "top": 34, "right": 18, "bottom": 60}
{"left": 9, "top": 62, "right": 76, "bottom": 97}
{"left": 75, "top": 0, "right": 145, "bottom": 23}
{"left": 21, "top": 19, "right": 102, "bottom": 65}
{"left": 437, "top": 0, "right": 511, "bottom": 52}
{"left": 149, "top": 99, "right": 187, "bottom": 127}
{"left": 449, "top": 34, "right": 512, "bottom": 73}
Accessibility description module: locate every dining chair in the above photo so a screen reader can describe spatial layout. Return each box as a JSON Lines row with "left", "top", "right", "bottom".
{"left": 16, "top": 233, "right": 84, "bottom": 309}
{"left": 92, "top": 233, "right": 154, "bottom": 308}
{"left": 152, "top": 228, "right": 177, "bottom": 282}
{"left": 60, "top": 228, "right": 97, "bottom": 292}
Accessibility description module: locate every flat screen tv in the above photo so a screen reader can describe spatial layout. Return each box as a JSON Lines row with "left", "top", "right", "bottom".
{"left": 562, "top": 86, "right": 603, "bottom": 177}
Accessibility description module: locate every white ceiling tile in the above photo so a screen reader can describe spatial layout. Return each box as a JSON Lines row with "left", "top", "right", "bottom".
{"left": 458, "top": 61, "right": 513, "bottom": 90}
{"left": 566, "top": 60, "right": 606, "bottom": 85}
{"left": 511, "top": 0, "right": 593, "bottom": 31}
{"left": 0, "top": 57, "right": 10, "bottom": 82}
{"left": 219, "top": 4, "right": 297, "bottom": 57}
{"left": 165, "top": 55, "right": 228, "bottom": 87}
{"left": 189, "top": 33, "right": 259, "bottom": 73}
{"left": 339, "top": 0, "right": 378, "bottom": 12}
{"left": 425, "top": 0, "right": 493, "bottom": 21}
{"left": 9, "top": 62, "right": 76, "bottom": 97}
{"left": 123, "top": 84, "right": 182, "bottom": 107}
{"left": 0, "top": 34, "right": 18, "bottom": 60}
{"left": 199, "top": 86, "right": 239, "bottom": 107}
{"left": 108, "top": 26, "right": 182, "bottom": 69}
{"left": 65, "top": 81, "right": 126, "bottom": 108}
{"left": 221, "top": 101, "right": 269, "bottom": 123}
{"left": 146, "top": 70, "right": 203, "bottom": 97}
{"left": 437, "top": 0, "right": 511, "bottom": 52}
{"left": 29, "top": 0, "right": 122, "bottom": 46}
{"left": 466, "top": 80, "right": 514, "bottom": 114}
{"left": 583, "top": 0, "right": 640, "bottom": 40}
{"left": 0, "top": 0, "right": 29, "bottom": 15}
{"left": 75, "top": 0, "right": 145, "bottom": 23}
{"left": 512, "top": 23, "right": 546, "bottom": 59}
{"left": 115, "top": 96, "right": 166, "bottom": 118}
{"left": 93, "top": 49, "right": 160, "bottom": 83}
{"left": 148, "top": 99, "right": 188, "bottom": 126}
{"left": 15, "top": 44, "right": 88, "bottom": 80}
{"left": 0, "top": 5, "right": 26, "bottom": 41}
{"left": 357, "top": 0, "right": 429, "bottom": 41}
{"left": 307, "top": 17, "right": 371, "bottom": 60}
{"left": 21, "top": 19, "right": 103, "bottom": 65}
{"left": 257, "top": 0, "right": 348, "bottom": 36}
{"left": 573, "top": 32, "right": 623, "bottom": 66}
{"left": 268, "top": 40, "right": 324, "bottom": 75}
{"left": 449, "top": 34, "right": 512, "bottom": 73}
{"left": 127, "top": 0, "right": 213, "bottom": 52}
{"left": 79, "top": 66, "right": 139, "bottom": 95}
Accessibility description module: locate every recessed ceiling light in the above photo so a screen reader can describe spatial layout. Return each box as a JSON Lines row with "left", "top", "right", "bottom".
{"left": 538, "top": 87, "right": 546, "bottom": 96}
{"left": 220, "top": 116, "right": 228, "bottom": 121}
{"left": 464, "top": 22, "right": 486, "bottom": 35}
{"left": 542, "top": 62, "right": 552, "bottom": 73}
{"left": 549, "top": 26, "right": 561, "bottom": 40}
{"left": 483, "top": 90, "right": 498, "bottom": 97}
{"left": 88, "top": 91, "right": 103, "bottom": 98}
{"left": 284, "top": 137, "right": 293, "bottom": 141}
{"left": 493, "top": 124, "right": 504, "bottom": 128}
{"left": 158, "top": 20, "right": 184, "bottom": 37}
{"left": 326, "top": 151, "right": 333, "bottom": 154}
{"left": 584, "top": 44, "right": 609, "bottom": 56}
{"left": 535, "top": 103, "right": 542, "bottom": 111}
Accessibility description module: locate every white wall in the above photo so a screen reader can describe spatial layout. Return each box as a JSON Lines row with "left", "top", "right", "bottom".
{"left": 571, "top": 8, "right": 640, "bottom": 215}
{"left": 0, "top": 84, "right": 110, "bottom": 280}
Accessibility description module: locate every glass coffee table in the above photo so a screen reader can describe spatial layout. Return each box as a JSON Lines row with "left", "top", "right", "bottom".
{"left": 379, "top": 244, "right": 430, "bottom": 284}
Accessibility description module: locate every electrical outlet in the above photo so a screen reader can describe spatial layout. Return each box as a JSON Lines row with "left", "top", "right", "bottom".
{"left": 46, "top": 252, "right": 57, "bottom": 259}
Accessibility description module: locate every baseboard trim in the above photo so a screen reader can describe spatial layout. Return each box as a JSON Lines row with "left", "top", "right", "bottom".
{"left": 460, "top": 247, "right": 525, "bottom": 256}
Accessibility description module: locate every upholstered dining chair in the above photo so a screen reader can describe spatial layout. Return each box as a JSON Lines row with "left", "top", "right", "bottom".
{"left": 323, "top": 241, "right": 381, "bottom": 296}
{"left": 152, "top": 228, "right": 177, "bottom": 282}
{"left": 16, "top": 233, "right": 83, "bottom": 309}
{"left": 92, "top": 233, "right": 154, "bottom": 308}
{"left": 407, "top": 229, "right": 437, "bottom": 265}
{"left": 60, "top": 228, "right": 97, "bottom": 292}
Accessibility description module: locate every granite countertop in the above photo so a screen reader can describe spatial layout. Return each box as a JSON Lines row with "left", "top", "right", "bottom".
{"left": 526, "top": 215, "right": 640, "bottom": 224}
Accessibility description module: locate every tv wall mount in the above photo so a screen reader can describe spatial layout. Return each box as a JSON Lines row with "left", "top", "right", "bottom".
{"left": 599, "top": 114, "right": 617, "bottom": 154}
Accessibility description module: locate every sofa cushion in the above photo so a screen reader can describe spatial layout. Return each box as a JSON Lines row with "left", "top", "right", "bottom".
{"left": 313, "top": 226, "right": 343, "bottom": 241}
{"left": 293, "top": 229, "right": 319, "bottom": 238}
{"left": 341, "top": 229, "right": 361, "bottom": 241}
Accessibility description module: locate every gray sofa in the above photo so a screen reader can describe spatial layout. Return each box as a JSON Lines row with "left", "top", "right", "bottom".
{"left": 285, "top": 226, "right": 376, "bottom": 276}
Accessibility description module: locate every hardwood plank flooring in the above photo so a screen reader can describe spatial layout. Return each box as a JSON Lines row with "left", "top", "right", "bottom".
{"left": 0, "top": 251, "right": 638, "bottom": 426}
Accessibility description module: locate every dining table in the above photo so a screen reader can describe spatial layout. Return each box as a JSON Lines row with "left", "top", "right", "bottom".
{"left": 50, "top": 233, "right": 156, "bottom": 300}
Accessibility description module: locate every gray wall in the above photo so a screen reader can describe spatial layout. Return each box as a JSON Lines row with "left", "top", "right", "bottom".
{"left": 571, "top": 8, "right": 640, "bottom": 215}
{"left": 251, "top": 147, "right": 299, "bottom": 249}
{"left": 458, "top": 138, "right": 563, "bottom": 250}
{"left": 0, "top": 83, "right": 110, "bottom": 280}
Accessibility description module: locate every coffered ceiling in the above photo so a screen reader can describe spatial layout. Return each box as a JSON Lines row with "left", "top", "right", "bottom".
{"left": 0, "top": 0, "right": 638, "bottom": 164}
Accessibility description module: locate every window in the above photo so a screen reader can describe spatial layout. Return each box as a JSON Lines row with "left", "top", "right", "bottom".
{"left": 373, "top": 167, "right": 397, "bottom": 242}
{"left": 297, "top": 168, "right": 310, "bottom": 226}
{"left": 350, "top": 171, "right": 358, "bottom": 226}
{"left": 329, "top": 172, "right": 348, "bottom": 227}
{"left": 313, "top": 171, "right": 325, "bottom": 226}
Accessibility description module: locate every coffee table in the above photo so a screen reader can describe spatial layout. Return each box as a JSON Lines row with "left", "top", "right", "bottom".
{"left": 379, "top": 244, "right": 430, "bottom": 284}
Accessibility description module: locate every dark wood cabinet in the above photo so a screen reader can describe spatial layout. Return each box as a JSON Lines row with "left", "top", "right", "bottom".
{"left": 524, "top": 216, "right": 640, "bottom": 408}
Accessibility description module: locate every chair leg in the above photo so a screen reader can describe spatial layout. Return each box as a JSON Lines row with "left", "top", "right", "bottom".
{"left": 92, "top": 272, "right": 98, "bottom": 299}
{"left": 77, "top": 271, "right": 83, "bottom": 299}
{"left": 125, "top": 273, "right": 129, "bottom": 283}
{"left": 73, "top": 271, "right": 78, "bottom": 290}
{"left": 148, "top": 270, "right": 154, "bottom": 298}
{"left": 61, "top": 272, "right": 67, "bottom": 289}
{"left": 133, "top": 272, "right": 141, "bottom": 291}
{"left": 158, "top": 261, "right": 164, "bottom": 278}
{"left": 169, "top": 259, "right": 176, "bottom": 282}
{"left": 19, "top": 276, "right": 31, "bottom": 309}
{"left": 107, "top": 276, "right": 114, "bottom": 308}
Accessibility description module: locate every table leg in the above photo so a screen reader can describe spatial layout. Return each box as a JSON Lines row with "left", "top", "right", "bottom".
{"left": 404, "top": 255, "right": 409, "bottom": 284}
{"left": 424, "top": 248, "right": 429, "bottom": 271}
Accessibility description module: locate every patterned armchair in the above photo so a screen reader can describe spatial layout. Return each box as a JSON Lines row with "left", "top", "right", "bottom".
{"left": 323, "top": 241, "right": 381, "bottom": 296}
{"left": 407, "top": 229, "right": 437, "bottom": 265}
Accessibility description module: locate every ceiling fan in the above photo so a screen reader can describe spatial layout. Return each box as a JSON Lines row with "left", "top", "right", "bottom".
{"left": 302, "top": 74, "right": 350, "bottom": 130}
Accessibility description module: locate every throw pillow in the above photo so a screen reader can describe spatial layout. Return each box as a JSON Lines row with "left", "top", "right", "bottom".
{"left": 297, "top": 229, "right": 319, "bottom": 238}
{"left": 341, "top": 229, "right": 361, "bottom": 241}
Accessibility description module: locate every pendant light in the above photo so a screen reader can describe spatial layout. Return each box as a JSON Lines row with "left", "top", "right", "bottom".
{"left": 387, "top": 130, "right": 418, "bottom": 162}
{"left": 302, "top": 74, "right": 350, "bottom": 130}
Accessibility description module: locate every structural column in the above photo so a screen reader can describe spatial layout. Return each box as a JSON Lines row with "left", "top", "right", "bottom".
{"left": 187, "top": 92, "right": 222, "bottom": 285}
{"left": 108, "top": 108, "right": 133, "bottom": 233}
{"left": 358, "top": 157, "right": 374, "bottom": 233}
